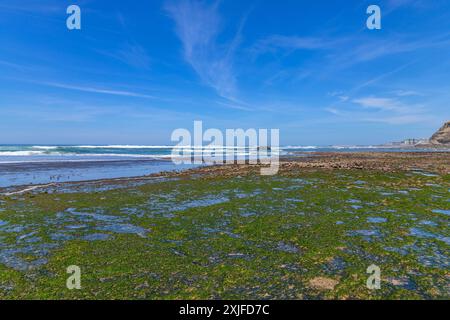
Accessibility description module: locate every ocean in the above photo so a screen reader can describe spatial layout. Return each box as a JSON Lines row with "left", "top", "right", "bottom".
{"left": 0, "top": 144, "right": 445, "bottom": 163}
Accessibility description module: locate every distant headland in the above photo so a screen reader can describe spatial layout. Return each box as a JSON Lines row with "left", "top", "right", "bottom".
{"left": 383, "top": 121, "right": 450, "bottom": 148}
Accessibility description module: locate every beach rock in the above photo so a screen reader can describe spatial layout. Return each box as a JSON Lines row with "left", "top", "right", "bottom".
{"left": 309, "top": 277, "right": 339, "bottom": 290}
{"left": 430, "top": 121, "right": 450, "bottom": 145}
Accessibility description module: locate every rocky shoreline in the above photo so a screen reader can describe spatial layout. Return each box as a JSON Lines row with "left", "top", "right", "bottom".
{"left": 166, "top": 151, "right": 450, "bottom": 178}
{"left": 1, "top": 151, "right": 448, "bottom": 195}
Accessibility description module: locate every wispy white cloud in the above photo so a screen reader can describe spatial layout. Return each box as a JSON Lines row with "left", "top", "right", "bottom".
{"left": 329, "top": 32, "right": 450, "bottom": 72}
{"left": 165, "top": 0, "right": 241, "bottom": 101}
{"left": 0, "top": 103, "right": 117, "bottom": 123}
{"left": 325, "top": 90, "right": 432, "bottom": 125}
{"left": 324, "top": 108, "right": 434, "bottom": 125}
{"left": 347, "top": 61, "right": 416, "bottom": 95}
{"left": 252, "top": 35, "right": 337, "bottom": 55}
{"left": 324, "top": 107, "right": 341, "bottom": 115}
{"left": 391, "top": 90, "right": 422, "bottom": 97}
{"left": 361, "top": 114, "right": 436, "bottom": 125}
{"left": 0, "top": 59, "right": 27, "bottom": 71}
{"left": 352, "top": 97, "right": 410, "bottom": 112}
{"left": 37, "top": 81, "right": 159, "bottom": 99}
{"left": 97, "top": 43, "right": 152, "bottom": 69}
{"left": 213, "top": 101, "right": 253, "bottom": 112}
{"left": 327, "top": 91, "right": 350, "bottom": 102}
{"left": 253, "top": 29, "right": 450, "bottom": 86}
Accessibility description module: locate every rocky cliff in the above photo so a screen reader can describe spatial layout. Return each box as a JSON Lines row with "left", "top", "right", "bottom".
{"left": 430, "top": 121, "right": 450, "bottom": 145}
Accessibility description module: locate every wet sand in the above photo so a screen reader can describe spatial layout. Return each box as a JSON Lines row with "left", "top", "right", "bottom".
{"left": 0, "top": 158, "right": 197, "bottom": 188}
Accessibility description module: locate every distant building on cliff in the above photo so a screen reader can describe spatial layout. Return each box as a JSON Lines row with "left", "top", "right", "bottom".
{"left": 386, "top": 121, "right": 450, "bottom": 148}
{"left": 389, "top": 138, "right": 429, "bottom": 146}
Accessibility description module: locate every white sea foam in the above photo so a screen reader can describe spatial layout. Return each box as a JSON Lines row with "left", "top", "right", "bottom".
{"left": 0, "top": 151, "right": 47, "bottom": 156}
{"left": 283, "top": 146, "right": 318, "bottom": 149}
{"left": 330, "top": 145, "right": 379, "bottom": 149}
{"left": 74, "top": 145, "right": 261, "bottom": 150}
{"left": 75, "top": 145, "right": 175, "bottom": 149}
{"left": 0, "top": 152, "right": 169, "bottom": 158}
{"left": 31, "top": 146, "right": 58, "bottom": 150}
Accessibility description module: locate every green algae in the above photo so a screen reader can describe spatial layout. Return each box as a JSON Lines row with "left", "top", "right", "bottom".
{"left": 0, "top": 169, "right": 448, "bottom": 299}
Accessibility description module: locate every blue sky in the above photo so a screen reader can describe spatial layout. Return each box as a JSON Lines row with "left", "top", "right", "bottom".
{"left": 1, "top": 0, "right": 449, "bottom": 145}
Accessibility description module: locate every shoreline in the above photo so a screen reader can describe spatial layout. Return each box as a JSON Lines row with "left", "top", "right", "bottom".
{"left": 1, "top": 151, "right": 448, "bottom": 194}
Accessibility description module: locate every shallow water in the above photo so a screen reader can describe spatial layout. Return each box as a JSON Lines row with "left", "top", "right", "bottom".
{"left": 82, "top": 233, "right": 111, "bottom": 241}
{"left": 348, "top": 229, "right": 381, "bottom": 238}
{"left": 367, "top": 217, "right": 387, "bottom": 223}
{"left": 322, "top": 257, "right": 346, "bottom": 274}
{"left": 276, "top": 241, "right": 299, "bottom": 253}
{"left": 0, "top": 243, "right": 58, "bottom": 271}
{"left": 97, "top": 224, "right": 148, "bottom": 237}
{"left": 420, "top": 220, "right": 438, "bottom": 227}
{"left": 412, "top": 171, "right": 439, "bottom": 177}
{"left": 0, "top": 160, "right": 197, "bottom": 188}
{"left": 410, "top": 228, "right": 450, "bottom": 245}
{"left": 432, "top": 209, "right": 450, "bottom": 216}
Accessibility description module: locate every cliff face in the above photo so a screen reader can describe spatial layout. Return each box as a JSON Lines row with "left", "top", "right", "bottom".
{"left": 430, "top": 121, "right": 450, "bottom": 145}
